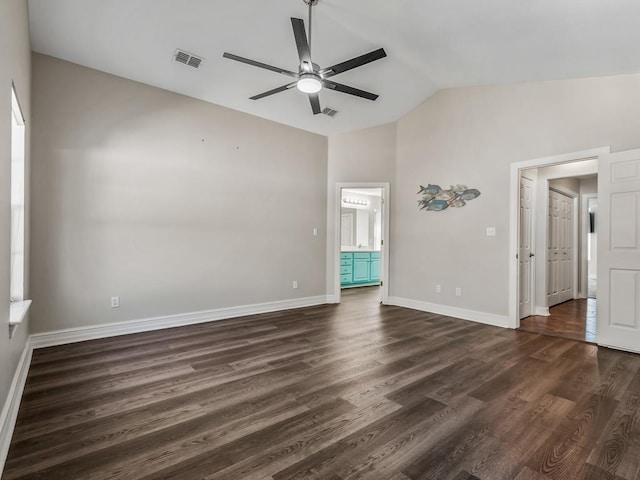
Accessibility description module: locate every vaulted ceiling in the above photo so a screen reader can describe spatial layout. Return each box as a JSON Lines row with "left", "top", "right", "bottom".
{"left": 28, "top": 0, "right": 640, "bottom": 135}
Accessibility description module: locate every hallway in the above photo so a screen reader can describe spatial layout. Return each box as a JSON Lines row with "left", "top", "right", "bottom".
{"left": 519, "top": 299, "right": 596, "bottom": 343}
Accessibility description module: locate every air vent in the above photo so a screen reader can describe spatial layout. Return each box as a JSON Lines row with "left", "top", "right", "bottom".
{"left": 322, "top": 107, "right": 338, "bottom": 117}
{"left": 174, "top": 49, "right": 204, "bottom": 69}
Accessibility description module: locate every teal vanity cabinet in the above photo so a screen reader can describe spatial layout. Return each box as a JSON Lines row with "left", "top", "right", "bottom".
{"left": 340, "top": 251, "right": 381, "bottom": 287}
{"left": 340, "top": 253, "right": 353, "bottom": 284}
{"left": 370, "top": 252, "right": 381, "bottom": 282}
{"left": 352, "top": 253, "right": 371, "bottom": 283}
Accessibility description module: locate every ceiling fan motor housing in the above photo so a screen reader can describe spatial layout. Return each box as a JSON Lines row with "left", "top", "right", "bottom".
{"left": 300, "top": 62, "right": 321, "bottom": 74}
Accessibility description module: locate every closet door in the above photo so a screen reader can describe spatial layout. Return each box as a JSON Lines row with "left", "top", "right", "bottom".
{"left": 547, "top": 191, "right": 561, "bottom": 307}
{"left": 559, "top": 195, "right": 574, "bottom": 303}
{"left": 547, "top": 189, "right": 575, "bottom": 307}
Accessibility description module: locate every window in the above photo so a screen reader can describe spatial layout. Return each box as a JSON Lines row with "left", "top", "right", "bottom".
{"left": 9, "top": 85, "right": 30, "bottom": 334}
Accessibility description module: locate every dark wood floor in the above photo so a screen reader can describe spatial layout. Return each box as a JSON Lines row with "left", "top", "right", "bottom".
{"left": 4, "top": 287, "right": 640, "bottom": 480}
{"left": 519, "top": 299, "right": 597, "bottom": 343}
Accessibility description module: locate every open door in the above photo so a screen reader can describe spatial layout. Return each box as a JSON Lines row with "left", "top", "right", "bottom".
{"left": 597, "top": 148, "right": 640, "bottom": 353}
{"left": 519, "top": 175, "right": 534, "bottom": 318}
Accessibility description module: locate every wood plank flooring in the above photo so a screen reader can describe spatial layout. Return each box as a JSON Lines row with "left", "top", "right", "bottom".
{"left": 519, "top": 299, "right": 597, "bottom": 343}
{"left": 3, "top": 287, "right": 640, "bottom": 480}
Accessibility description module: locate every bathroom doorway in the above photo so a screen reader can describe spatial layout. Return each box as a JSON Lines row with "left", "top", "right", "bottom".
{"left": 334, "top": 183, "right": 390, "bottom": 305}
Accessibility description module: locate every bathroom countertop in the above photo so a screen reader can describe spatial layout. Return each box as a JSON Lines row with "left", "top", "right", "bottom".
{"left": 341, "top": 249, "right": 381, "bottom": 253}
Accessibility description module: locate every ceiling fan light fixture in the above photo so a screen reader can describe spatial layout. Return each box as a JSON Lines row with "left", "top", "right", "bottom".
{"left": 297, "top": 73, "right": 322, "bottom": 93}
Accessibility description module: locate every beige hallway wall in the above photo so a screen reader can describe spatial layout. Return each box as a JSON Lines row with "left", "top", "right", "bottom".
{"left": 326, "top": 123, "right": 396, "bottom": 299}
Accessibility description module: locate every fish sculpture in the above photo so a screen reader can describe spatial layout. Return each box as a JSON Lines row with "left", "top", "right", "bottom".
{"left": 417, "top": 183, "right": 480, "bottom": 212}
{"left": 435, "top": 190, "right": 456, "bottom": 201}
{"left": 423, "top": 184, "right": 441, "bottom": 195}
{"left": 461, "top": 189, "right": 481, "bottom": 200}
{"left": 426, "top": 199, "right": 449, "bottom": 211}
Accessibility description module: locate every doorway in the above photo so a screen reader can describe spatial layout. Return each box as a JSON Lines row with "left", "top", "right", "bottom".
{"left": 586, "top": 196, "right": 598, "bottom": 298}
{"left": 333, "top": 183, "right": 390, "bottom": 305}
{"left": 510, "top": 150, "right": 601, "bottom": 343}
{"left": 519, "top": 170, "right": 596, "bottom": 342}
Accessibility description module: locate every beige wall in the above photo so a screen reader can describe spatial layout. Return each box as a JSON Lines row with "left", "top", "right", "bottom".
{"left": 549, "top": 177, "right": 580, "bottom": 195}
{"left": 326, "top": 123, "right": 396, "bottom": 298}
{"left": 0, "top": 0, "right": 31, "bottom": 418}
{"left": 30, "top": 54, "right": 327, "bottom": 333}
{"left": 393, "top": 74, "right": 640, "bottom": 316}
{"left": 580, "top": 176, "right": 598, "bottom": 196}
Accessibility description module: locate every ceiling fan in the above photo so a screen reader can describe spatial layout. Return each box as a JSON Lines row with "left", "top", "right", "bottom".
{"left": 222, "top": 0, "right": 387, "bottom": 115}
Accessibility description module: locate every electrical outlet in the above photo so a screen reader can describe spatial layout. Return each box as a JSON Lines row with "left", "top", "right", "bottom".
{"left": 312, "top": 227, "right": 318, "bottom": 236}
{"left": 455, "top": 288, "right": 461, "bottom": 297}
{"left": 486, "top": 227, "right": 496, "bottom": 237}
{"left": 292, "top": 280, "right": 298, "bottom": 289}
{"left": 435, "top": 284, "right": 441, "bottom": 293}
{"left": 111, "top": 296, "right": 120, "bottom": 308}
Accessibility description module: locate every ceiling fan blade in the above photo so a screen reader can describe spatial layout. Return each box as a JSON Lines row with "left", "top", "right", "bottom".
{"left": 320, "top": 48, "right": 387, "bottom": 78}
{"left": 223, "top": 52, "right": 297, "bottom": 78}
{"left": 291, "top": 18, "right": 312, "bottom": 71}
{"left": 309, "top": 93, "right": 321, "bottom": 115}
{"left": 323, "top": 80, "right": 379, "bottom": 101}
{"left": 250, "top": 82, "right": 298, "bottom": 100}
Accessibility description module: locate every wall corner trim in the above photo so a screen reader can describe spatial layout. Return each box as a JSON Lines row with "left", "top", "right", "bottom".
{"left": 30, "top": 296, "right": 328, "bottom": 349}
{"left": 0, "top": 337, "right": 33, "bottom": 474}
{"left": 325, "top": 294, "right": 339, "bottom": 304}
{"left": 387, "top": 297, "right": 511, "bottom": 329}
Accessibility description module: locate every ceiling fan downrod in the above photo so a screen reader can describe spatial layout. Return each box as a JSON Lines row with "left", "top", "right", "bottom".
{"left": 303, "top": 0, "right": 318, "bottom": 55}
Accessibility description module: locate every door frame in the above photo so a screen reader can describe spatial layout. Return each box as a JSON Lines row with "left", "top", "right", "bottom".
{"left": 508, "top": 147, "right": 610, "bottom": 328}
{"left": 333, "top": 182, "right": 390, "bottom": 304}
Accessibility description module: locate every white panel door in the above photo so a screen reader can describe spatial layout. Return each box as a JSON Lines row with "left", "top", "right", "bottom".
{"left": 519, "top": 176, "right": 534, "bottom": 318}
{"left": 548, "top": 190, "right": 574, "bottom": 307}
{"left": 559, "top": 194, "right": 574, "bottom": 303}
{"left": 598, "top": 149, "right": 640, "bottom": 353}
{"left": 547, "top": 191, "right": 561, "bottom": 307}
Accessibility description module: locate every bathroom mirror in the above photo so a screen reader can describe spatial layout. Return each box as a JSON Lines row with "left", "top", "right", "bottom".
{"left": 340, "top": 188, "right": 382, "bottom": 251}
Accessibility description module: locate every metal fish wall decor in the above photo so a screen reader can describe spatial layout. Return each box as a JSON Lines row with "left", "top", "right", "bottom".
{"left": 417, "top": 184, "right": 481, "bottom": 211}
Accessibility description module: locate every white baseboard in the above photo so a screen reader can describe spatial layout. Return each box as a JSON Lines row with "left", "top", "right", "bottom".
{"left": 30, "top": 295, "right": 327, "bottom": 349}
{"left": 325, "top": 294, "right": 339, "bottom": 304}
{"left": 0, "top": 337, "right": 33, "bottom": 474}
{"left": 387, "top": 297, "right": 510, "bottom": 329}
{"left": 534, "top": 307, "right": 550, "bottom": 316}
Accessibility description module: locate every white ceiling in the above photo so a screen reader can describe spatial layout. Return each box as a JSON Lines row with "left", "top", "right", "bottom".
{"left": 28, "top": 0, "right": 640, "bottom": 136}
